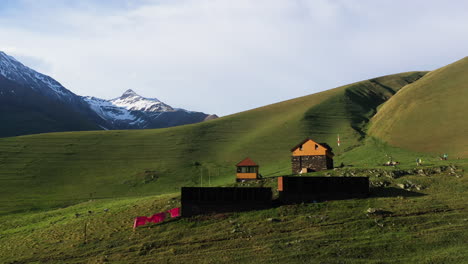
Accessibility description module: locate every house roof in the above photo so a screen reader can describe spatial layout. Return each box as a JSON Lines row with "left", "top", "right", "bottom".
{"left": 290, "top": 138, "right": 329, "bottom": 152}
{"left": 236, "top": 157, "right": 258, "bottom": 167}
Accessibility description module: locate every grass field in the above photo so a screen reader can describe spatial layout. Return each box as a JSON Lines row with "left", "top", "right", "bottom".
{"left": 1, "top": 58, "right": 467, "bottom": 263}
{"left": 0, "top": 160, "right": 466, "bottom": 263}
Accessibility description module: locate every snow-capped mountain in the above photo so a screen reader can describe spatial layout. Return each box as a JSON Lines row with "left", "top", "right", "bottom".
{"left": 83, "top": 89, "right": 210, "bottom": 129}
{"left": 110, "top": 89, "right": 173, "bottom": 112}
{"left": 0, "top": 51, "right": 75, "bottom": 101}
{"left": 0, "top": 51, "right": 215, "bottom": 137}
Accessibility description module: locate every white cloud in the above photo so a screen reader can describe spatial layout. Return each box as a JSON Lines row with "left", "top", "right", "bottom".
{"left": 1, "top": 0, "right": 467, "bottom": 115}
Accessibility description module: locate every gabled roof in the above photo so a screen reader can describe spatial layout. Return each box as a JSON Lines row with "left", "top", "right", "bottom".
{"left": 290, "top": 138, "right": 329, "bottom": 152}
{"left": 236, "top": 157, "right": 258, "bottom": 167}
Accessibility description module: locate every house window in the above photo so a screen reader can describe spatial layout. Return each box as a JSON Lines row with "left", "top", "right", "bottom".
{"left": 238, "top": 166, "right": 257, "bottom": 173}
{"left": 315, "top": 144, "right": 318, "bottom": 150}
{"left": 299, "top": 145, "right": 303, "bottom": 151}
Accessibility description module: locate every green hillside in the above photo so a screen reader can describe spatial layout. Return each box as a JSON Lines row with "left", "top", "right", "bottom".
{"left": 1, "top": 166, "right": 467, "bottom": 263}
{"left": 369, "top": 57, "right": 468, "bottom": 158}
{"left": 0, "top": 72, "right": 425, "bottom": 214}
{"left": 1, "top": 59, "right": 468, "bottom": 263}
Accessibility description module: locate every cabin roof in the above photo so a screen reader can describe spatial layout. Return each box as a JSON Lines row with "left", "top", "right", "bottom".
{"left": 236, "top": 157, "right": 258, "bottom": 167}
{"left": 290, "top": 138, "right": 329, "bottom": 152}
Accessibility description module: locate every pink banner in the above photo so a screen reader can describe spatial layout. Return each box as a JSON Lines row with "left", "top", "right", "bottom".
{"left": 149, "top": 212, "right": 166, "bottom": 223}
{"left": 133, "top": 216, "right": 149, "bottom": 229}
{"left": 134, "top": 208, "right": 180, "bottom": 229}
{"left": 167, "top": 207, "right": 180, "bottom": 218}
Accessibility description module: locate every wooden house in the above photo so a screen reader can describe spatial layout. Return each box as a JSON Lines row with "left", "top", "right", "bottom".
{"left": 236, "top": 157, "right": 259, "bottom": 181}
{"left": 290, "top": 138, "right": 334, "bottom": 173}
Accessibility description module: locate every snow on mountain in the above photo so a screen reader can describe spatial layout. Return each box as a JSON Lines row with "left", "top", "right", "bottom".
{"left": 83, "top": 89, "right": 176, "bottom": 127}
{"left": 0, "top": 51, "right": 213, "bottom": 133}
{"left": 110, "top": 89, "right": 174, "bottom": 112}
{"left": 0, "top": 51, "right": 75, "bottom": 101}
{"left": 83, "top": 96, "right": 137, "bottom": 121}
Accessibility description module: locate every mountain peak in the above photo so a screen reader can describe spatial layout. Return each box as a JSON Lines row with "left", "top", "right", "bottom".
{"left": 122, "top": 89, "right": 139, "bottom": 97}
{"left": 0, "top": 51, "right": 18, "bottom": 63}
{"left": 0, "top": 51, "right": 14, "bottom": 64}
{"left": 110, "top": 89, "right": 170, "bottom": 112}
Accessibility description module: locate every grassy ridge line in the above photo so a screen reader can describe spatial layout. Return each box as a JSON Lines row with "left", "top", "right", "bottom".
{"left": 0, "top": 165, "right": 466, "bottom": 263}
{"left": 369, "top": 57, "right": 468, "bottom": 158}
{"left": 0, "top": 72, "right": 424, "bottom": 214}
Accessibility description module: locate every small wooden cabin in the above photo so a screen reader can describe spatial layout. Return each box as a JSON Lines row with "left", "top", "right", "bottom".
{"left": 236, "top": 157, "right": 259, "bottom": 181}
{"left": 290, "top": 138, "right": 334, "bottom": 173}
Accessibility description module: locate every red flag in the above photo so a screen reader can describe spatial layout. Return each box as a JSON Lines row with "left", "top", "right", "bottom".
{"left": 167, "top": 207, "right": 181, "bottom": 218}
{"left": 133, "top": 216, "right": 149, "bottom": 229}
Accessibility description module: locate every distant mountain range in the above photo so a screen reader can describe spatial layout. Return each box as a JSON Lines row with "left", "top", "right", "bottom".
{"left": 0, "top": 51, "right": 216, "bottom": 137}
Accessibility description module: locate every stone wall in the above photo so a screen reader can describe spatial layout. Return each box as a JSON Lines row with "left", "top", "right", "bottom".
{"left": 291, "top": 155, "right": 333, "bottom": 174}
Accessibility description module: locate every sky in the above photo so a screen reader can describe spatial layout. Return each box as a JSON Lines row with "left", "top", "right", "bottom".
{"left": 0, "top": 0, "right": 467, "bottom": 116}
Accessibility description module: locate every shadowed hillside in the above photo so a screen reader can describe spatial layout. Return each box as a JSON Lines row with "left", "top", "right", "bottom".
{"left": 369, "top": 57, "right": 468, "bottom": 158}
{"left": 0, "top": 75, "right": 100, "bottom": 137}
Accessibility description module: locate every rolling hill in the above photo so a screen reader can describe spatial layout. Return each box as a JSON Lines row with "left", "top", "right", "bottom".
{"left": 1, "top": 57, "right": 468, "bottom": 263}
{"left": 369, "top": 57, "right": 468, "bottom": 158}
{"left": 0, "top": 71, "right": 426, "bottom": 214}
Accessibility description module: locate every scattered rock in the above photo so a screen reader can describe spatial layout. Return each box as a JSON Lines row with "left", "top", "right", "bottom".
{"left": 267, "top": 218, "right": 281, "bottom": 223}
{"left": 366, "top": 208, "right": 392, "bottom": 216}
{"left": 374, "top": 219, "right": 385, "bottom": 227}
{"left": 397, "top": 181, "right": 425, "bottom": 191}
{"left": 397, "top": 184, "right": 406, "bottom": 189}
{"left": 371, "top": 181, "right": 390, "bottom": 187}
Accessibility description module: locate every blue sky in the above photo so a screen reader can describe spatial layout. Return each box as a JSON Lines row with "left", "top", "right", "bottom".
{"left": 1, "top": 0, "right": 467, "bottom": 116}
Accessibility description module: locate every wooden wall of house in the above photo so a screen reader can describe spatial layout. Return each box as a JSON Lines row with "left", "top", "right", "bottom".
{"left": 236, "top": 173, "right": 258, "bottom": 180}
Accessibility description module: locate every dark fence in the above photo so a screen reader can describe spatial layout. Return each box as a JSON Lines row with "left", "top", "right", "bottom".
{"left": 181, "top": 187, "right": 272, "bottom": 217}
{"left": 278, "top": 176, "right": 369, "bottom": 203}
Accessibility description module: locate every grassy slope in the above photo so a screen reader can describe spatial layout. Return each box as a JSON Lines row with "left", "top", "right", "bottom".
{"left": 2, "top": 62, "right": 468, "bottom": 263}
{"left": 0, "top": 164, "right": 466, "bottom": 263}
{"left": 369, "top": 57, "right": 468, "bottom": 158}
{"left": 0, "top": 72, "right": 424, "bottom": 214}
